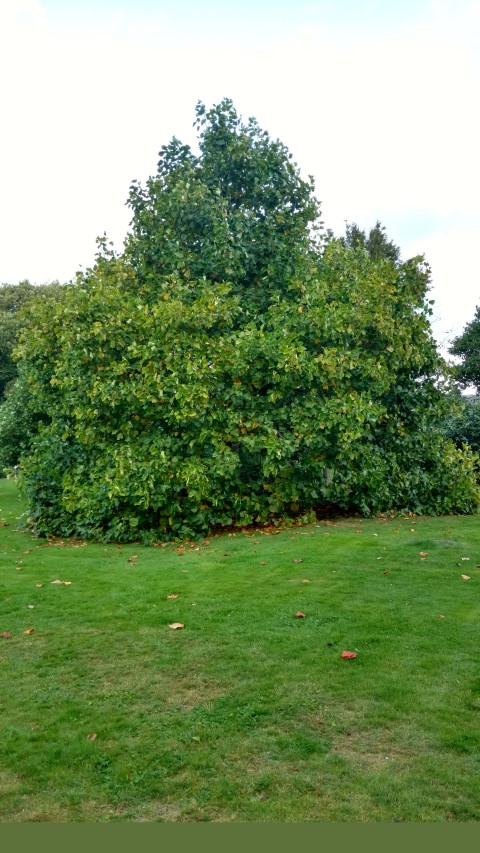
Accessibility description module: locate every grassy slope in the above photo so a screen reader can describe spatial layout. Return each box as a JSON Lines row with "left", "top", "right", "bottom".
{"left": 0, "top": 479, "right": 479, "bottom": 822}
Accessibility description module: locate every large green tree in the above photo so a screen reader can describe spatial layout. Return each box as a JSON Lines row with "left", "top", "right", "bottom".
{"left": 14, "top": 100, "right": 479, "bottom": 540}
{"left": 449, "top": 306, "right": 480, "bottom": 391}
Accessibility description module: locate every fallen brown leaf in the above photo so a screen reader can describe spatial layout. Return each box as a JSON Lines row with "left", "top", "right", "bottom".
{"left": 341, "top": 651, "right": 357, "bottom": 659}
{"left": 436, "top": 615, "right": 445, "bottom": 619}
{"left": 27, "top": 605, "right": 35, "bottom": 609}
{"left": 461, "top": 574, "right": 471, "bottom": 580}
{"left": 166, "top": 594, "right": 179, "bottom": 600}
{"left": 15, "top": 567, "right": 23, "bottom": 571}
{"left": 168, "top": 622, "right": 185, "bottom": 630}
{"left": 293, "top": 559, "right": 303, "bottom": 563}
{"left": 87, "top": 733, "right": 97, "bottom": 741}
{"left": 295, "top": 611, "right": 306, "bottom": 618}
{"left": 383, "top": 570, "right": 390, "bottom": 574}
{"left": 23, "top": 628, "right": 35, "bottom": 635}
{"left": 259, "top": 561, "right": 267, "bottom": 565}
{"left": 419, "top": 551, "right": 428, "bottom": 557}
{"left": 1, "top": 632, "right": 12, "bottom": 639}
{"left": 35, "top": 584, "right": 43, "bottom": 588}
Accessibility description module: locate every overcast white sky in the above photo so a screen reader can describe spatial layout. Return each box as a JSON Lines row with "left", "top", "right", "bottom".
{"left": 1, "top": 0, "right": 479, "bottom": 357}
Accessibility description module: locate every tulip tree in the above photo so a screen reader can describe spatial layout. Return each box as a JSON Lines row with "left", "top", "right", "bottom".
{"left": 14, "top": 100, "right": 479, "bottom": 540}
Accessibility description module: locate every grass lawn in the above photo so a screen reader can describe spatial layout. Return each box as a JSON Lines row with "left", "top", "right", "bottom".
{"left": 0, "top": 478, "right": 479, "bottom": 822}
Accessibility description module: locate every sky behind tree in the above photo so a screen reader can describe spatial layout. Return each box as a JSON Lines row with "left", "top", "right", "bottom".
{"left": 1, "top": 0, "right": 479, "bottom": 355}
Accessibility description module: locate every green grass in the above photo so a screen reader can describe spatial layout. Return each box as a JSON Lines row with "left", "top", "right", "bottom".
{"left": 1, "top": 479, "right": 479, "bottom": 822}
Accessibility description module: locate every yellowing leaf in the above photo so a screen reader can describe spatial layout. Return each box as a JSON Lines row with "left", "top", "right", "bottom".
{"left": 23, "top": 628, "right": 35, "bottom": 635}
{"left": 166, "top": 594, "right": 179, "bottom": 599}
{"left": 169, "top": 622, "right": 185, "bottom": 630}
{"left": 295, "top": 611, "right": 306, "bottom": 618}
{"left": 461, "top": 574, "right": 471, "bottom": 580}
{"left": 1, "top": 632, "right": 12, "bottom": 639}
{"left": 35, "top": 584, "right": 43, "bottom": 588}
{"left": 419, "top": 551, "right": 428, "bottom": 557}
{"left": 27, "top": 605, "right": 35, "bottom": 609}
{"left": 87, "top": 733, "right": 97, "bottom": 741}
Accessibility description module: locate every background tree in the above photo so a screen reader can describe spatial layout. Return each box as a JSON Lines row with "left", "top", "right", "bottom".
{"left": 444, "top": 391, "right": 480, "bottom": 455}
{"left": 13, "top": 100, "right": 479, "bottom": 541}
{"left": 449, "top": 305, "right": 480, "bottom": 391}
{"left": 341, "top": 220, "right": 400, "bottom": 263}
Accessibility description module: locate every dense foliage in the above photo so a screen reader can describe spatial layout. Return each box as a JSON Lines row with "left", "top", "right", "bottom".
{"left": 0, "top": 281, "right": 64, "bottom": 400}
{"left": 13, "top": 100, "right": 480, "bottom": 540}
{"left": 449, "top": 305, "right": 480, "bottom": 391}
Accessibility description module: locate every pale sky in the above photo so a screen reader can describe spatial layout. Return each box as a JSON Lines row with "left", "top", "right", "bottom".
{"left": 1, "top": 0, "right": 479, "bottom": 357}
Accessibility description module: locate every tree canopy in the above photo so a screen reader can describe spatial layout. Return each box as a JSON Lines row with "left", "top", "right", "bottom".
{"left": 11, "top": 99, "right": 479, "bottom": 540}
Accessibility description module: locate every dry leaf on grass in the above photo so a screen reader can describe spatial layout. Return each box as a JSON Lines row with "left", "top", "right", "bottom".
{"left": 23, "top": 628, "right": 35, "bottom": 635}
{"left": 383, "top": 570, "right": 390, "bottom": 574}
{"left": 168, "top": 623, "right": 184, "bottom": 630}
{"left": 436, "top": 615, "right": 445, "bottom": 619}
{"left": 259, "top": 561, "right": 267, "bottom": 565}
{"left": 341, "top": 650, "right": 357, "bottom": 659}
{"left": 166, "top": 594, "right": 179, "bottom": 600}
{"left": 87, "top": 733, "right": 97, "bottom": 741}
{"left": 295, "top": 611, "right": 306, "bottom": 618}
{"left": 461, "top": 574, "right": 471, "bottom": 580}
{"left": 419, "top": 551, "right": 428, "bottom": 557}
{"left": 27, "top": 605, "right": 34, "bottom": 609}
{"left": 35, "top": 584, "right": 43, "bottom": 588}
{"left": 1, "top": 632, "right": 12, "bottom": 639}
{"left": 293, "top": 559, "right": 303, "bottom": 563}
